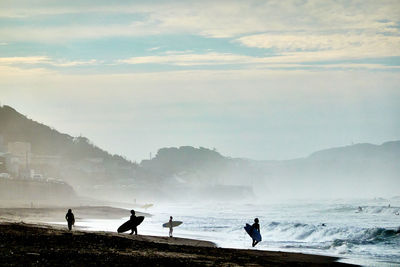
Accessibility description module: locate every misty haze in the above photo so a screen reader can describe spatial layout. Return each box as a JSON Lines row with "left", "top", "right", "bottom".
{"left": 1, "top": 1, "right": 399, "bottom": 266}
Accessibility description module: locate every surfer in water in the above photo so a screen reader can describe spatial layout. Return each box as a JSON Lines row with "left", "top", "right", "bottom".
{"left": 169, "top": 216, "right": 173, "bottom": 237}
{"left": 65, "top": 209, "right": 75, "bottom": 231}
{"left": 252, "top": 218, "right": 260, "bottom": 247}
{"left": 129, "top": 210, "right": 138, "bottom": 235}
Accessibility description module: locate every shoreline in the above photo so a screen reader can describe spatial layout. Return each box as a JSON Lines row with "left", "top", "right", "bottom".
{"left": 0, "top": 222, "right": 355, "bottom": 266}
{"left": 0, "top": 205, "right": 150, "bottom": 223}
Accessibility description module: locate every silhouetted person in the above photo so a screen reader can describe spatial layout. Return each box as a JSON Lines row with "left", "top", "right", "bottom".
{"left": 252, "top": 218, "right": 260, "bottom": 247}
{"left": 358, "top": 206, "right": 363, "bottom": 212}
{"left": 129, "top": 210, "right": 137, "bottom": 235}
{"left": 169, "top": 216, "right": 173, "bottom": 237}
{"left": 65, "top": 209, "right": 75, "bottom": 231}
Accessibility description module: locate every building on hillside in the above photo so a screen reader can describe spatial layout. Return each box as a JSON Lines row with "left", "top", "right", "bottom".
{"left": 7, "top": 142, "right": 31, "bottom": 168}
{"left": 31, "top": 154, "right": 61, "bottom": 166}
{"left": 0, "top": 152, "right": 19, "bottom": 177}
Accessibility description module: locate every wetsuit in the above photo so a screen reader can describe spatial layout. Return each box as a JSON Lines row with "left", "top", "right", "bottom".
{"left": 65, "top": 211, "right": 75, "bottom": 231}
{"left": 169, "top": 218, "right": 173, "bottom": 237}
{"left": 130, "top": 214, "right": 137, "bottom": 235}
{"left": 252, "top": 222, "right": 260, "bottom": 247}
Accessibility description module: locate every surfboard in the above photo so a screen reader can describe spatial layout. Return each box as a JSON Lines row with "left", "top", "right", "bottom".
{"left": 244, "top": 223, "right": 262, "bottom": 242}
{"left": 162, "top": 221, "right": 183, "bottom": 228}
{"left": 117, "top": 216, "right": 145, "bottom": 233}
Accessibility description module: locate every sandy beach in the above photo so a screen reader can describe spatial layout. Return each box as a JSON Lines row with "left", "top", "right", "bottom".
{"left": 0, "top": 222, "right": 355, "bottom": 266}
{"left": 0, "top": 206, "right": 356, "bottom": 266}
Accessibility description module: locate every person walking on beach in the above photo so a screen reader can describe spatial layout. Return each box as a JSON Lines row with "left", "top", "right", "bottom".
{"left": 129, "top": 210, "right": 138, "bottom": 235}
{"left": 252, "top": 218, "right": 260, "bottom": 247}
{"left": 168, "top": 216, "right": 173, "bottom": 237}
{"left": 65, "top": 209, "right": 75, "bottom": 231}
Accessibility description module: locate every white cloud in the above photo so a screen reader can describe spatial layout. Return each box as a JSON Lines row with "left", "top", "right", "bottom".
{"left": 1, "top": 1, "right": 399, "bottom": 40}
{"left": 118, "top": 52, "right": 252, "bottom": 66}
{"left": 236, "top": 34, "right": 400, "bottom": 59}
{"left": 0, "top": 56, "right": 98, "bottom": 67}
{"left": 0, "top": 56, "right": 51, "bottom": 64}
{"left": 1, "top": 52, "right": 398, "bottom": 71}
{"left": 117, "top": 51, "right": 400, "bottom": 69}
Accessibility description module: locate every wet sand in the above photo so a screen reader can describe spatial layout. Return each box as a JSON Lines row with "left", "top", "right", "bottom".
{"left": 0, "top": 207, "right": 356, "bottom": 266}
{"left": 0, "top": 206, "right": 149, "bottom": 224}
{"left": 0, "top": 222, "right": 355, "bottom": 266}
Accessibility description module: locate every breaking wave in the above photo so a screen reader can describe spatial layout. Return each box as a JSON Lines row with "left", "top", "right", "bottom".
{"left": 262, "top": 221, "right": 399, "bottom": 247}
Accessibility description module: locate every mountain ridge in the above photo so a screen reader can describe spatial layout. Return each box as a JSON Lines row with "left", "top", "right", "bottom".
{"left": 1, "top": 104, "right": 399, "bottom": 200}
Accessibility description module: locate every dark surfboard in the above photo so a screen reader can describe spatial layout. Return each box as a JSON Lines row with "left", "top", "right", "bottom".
{"left": 117, "top": 216, "right": 145, "bottom": 233}
{"left": 244, "top": 223, "right": 262, "bottom": 242}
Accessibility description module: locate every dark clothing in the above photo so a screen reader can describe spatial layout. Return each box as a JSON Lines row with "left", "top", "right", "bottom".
{"left": 251, "top": 222, "right": 260, "bottom": 247}
{"left": 252, "top": 222, "right": 260, "bottom": 232}
{"left": 65, "top": 212, "right": 75, "bottom": 231}
{"left": 169, "top": 219, "right": 173, "bottom": 237}
{"left": 129, "top": 215, "right": 137, "bottom": 235}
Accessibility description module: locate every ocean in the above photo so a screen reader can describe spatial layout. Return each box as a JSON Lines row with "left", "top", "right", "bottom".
{"left": 54, "top": 198, "right": 400, "bottom": 266}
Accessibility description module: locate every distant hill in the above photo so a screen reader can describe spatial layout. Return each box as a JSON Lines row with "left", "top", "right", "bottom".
{"left": 0, "top": 105, "right": 135, "bottom": 166}
{"left": 308, "top": 141, "right": 400, "bottom": 161}
{"left": 140, "top": 141, "right": 400, "bottom": 199}
{"left": 141, "top": 146, "right": 227, "bottom": 176}
{"left": 0, "top": 105, "right": 142, "bottom": 201}
{"left": 1, "top": 104, "right": 398, "bottom": 201}
{"left": 254, "top": 140, "right": 400, "bottom": 199}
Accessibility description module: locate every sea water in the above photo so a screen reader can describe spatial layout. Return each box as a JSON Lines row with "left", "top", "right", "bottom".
{"left": 54, "top": 198, "right": 400, "bottom": 266}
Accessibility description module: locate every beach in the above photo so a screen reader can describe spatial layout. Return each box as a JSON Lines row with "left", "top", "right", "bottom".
{"left": 0, "top": 206, "right": 356, "bottom": 266}
{"left": 0, "top": 222, "right": 352, "bottom": 266}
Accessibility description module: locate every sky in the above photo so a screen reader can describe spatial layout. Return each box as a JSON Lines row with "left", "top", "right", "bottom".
{"left": 0, "top": 0, "right": 399, "bottom": 162}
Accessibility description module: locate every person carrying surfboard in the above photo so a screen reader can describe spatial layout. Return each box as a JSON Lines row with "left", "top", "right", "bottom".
{"left": 65, "top": 209, "right": 75, "bottom": 231}
{"left": 169, "top": 216, "right": 173, "bottom": 237}
{"left": 129, "top": 210, "right": 138, "bottom": 235}
{"left": 252, "top": 218, "right": 260, "bottom": 247}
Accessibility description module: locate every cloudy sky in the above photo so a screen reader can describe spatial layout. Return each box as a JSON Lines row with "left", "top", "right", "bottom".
{"left": 0, "top": 0, "right": 399, "bottom": 161}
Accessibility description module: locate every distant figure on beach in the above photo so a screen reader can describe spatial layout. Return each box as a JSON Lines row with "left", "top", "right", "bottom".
{"left": 169, "top": 216, "right": 173, "bottom": 237}
{"left": 65, "top": 209, "right": 75, "bottom": 231}
{"left": 252, "top": 218, "right": 260, "bottom": 247}
{"left": 358, "top": 206, "right": 363, "bottom": 212}
{"left": 130, "top": 210, "right": 138, "bottom": 235}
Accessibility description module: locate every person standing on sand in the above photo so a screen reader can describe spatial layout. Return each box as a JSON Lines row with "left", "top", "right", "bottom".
{"left": 169, "top": 216, "right": 173, "bottom": 237}
{"left": 65, "top": 209, "right": 75, "bottom": 231}
{"left": 129, "top": 210, "right": 138, "bottom": 235}
{"left": 252, "top": 218, "right": 260, "bottom": 247}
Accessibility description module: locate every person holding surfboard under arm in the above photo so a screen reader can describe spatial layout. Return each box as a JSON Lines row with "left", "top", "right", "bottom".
{"left": 162, "top": 217, "right": 183, "bottom": 236}
{"left": 117, "top": 210, "right": 144, "bottom": 234}
{"left": 130, "top": 210, "right": 138, "bottom": 235}
{"left": 252, "top": 218, "right": 260, "bottom": 247}
{"left": 244, "top": 218, "right": 262, "bottom": 247}
{"left": 169, "top": 216, "right": 173, "bottom": 237}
